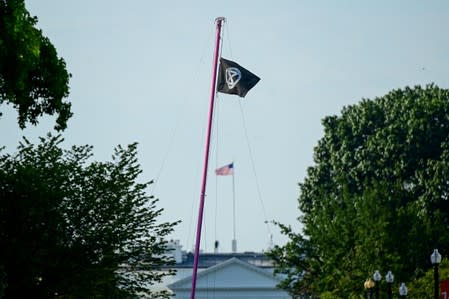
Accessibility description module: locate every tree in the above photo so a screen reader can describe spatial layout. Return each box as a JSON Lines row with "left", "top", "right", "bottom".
{"left": 270, "top": 84, "right": 449, "bottom": 297}
{"left": 0, "top": 0, "right": 72, "bottom": 130}
{"left": 266, "top": 222, "right": 315, "bottom": 299}
{"left": 0, "top": 135, "right": 178, "bottom": 298}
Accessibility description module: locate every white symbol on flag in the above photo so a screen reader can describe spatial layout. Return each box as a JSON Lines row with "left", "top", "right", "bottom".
{"left": 225, "top": 67, "right": 241, "bottom": 89}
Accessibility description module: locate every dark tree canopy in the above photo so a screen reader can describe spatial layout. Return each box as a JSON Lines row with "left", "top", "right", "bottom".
{"left": 0, "top": 0, "right": 72, "bottom": 130}
{"left": 268, "top": 85, "right": 449, "bottom": 298}
{"left": 0, "top": 135, "right": 178, "bottom": 298}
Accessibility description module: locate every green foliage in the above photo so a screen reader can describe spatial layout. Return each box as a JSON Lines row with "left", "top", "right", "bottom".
{"left": 266, "top": 222, "right": 314, "bottom": 299}
{"left": 407, "top": 258, "right": 449, "bottom": 298}
{"left": 0, "top": 135, "right": 178, "bottom": 298}
{"left": 270, "top": 84, "right": 449, "bottom": 297}
{"left": 0, "top": 0, "right": 72, "bottom": 130}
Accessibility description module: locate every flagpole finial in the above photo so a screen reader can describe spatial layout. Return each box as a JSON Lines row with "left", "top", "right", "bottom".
{"left": 215, "top": 17, "right": 226, "bottom": 23}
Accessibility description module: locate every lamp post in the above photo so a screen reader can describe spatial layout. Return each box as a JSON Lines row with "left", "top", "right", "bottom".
{"left": 399, "top": 282, "right": 408, "bottom": 298}
{"left": 373, "top": 270, "right": 382, "bottom": 299}
{"left": 364, "top": 278, "right": 375, "bottom": 299}
{"left": 385, "top": 270, "right": 394, "bottom": 299}
{"left": 431, "top": 249, "right": 442, "bottom": 299}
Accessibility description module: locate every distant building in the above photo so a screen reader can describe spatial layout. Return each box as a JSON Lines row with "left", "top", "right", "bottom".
{"left": 154, "top": 240, "right": 291, "bottom": 299}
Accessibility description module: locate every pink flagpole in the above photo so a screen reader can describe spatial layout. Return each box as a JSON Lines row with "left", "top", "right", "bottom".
{"left": 190, "top": 17, "right": 225, "bottom": 299}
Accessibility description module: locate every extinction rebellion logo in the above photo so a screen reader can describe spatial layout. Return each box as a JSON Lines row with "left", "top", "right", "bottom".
{"left": 225, "top": 67, "right": 241, "bottom": 89}
{"left": 217, "top": 58, "right": 259, "bottom": 97}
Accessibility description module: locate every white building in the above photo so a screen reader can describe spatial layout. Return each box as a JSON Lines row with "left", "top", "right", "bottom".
{"left": 158, "top": 241, "right": 291, "bottom": 299}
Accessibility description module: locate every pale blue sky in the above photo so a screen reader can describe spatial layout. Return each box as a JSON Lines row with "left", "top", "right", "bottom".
{"left": 1, "top": 1, "right": 449, "bottom": 252}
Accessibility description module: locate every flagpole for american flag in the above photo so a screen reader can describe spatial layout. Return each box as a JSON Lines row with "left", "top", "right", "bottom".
{"left": 190, "top": 16, "right": 225, "bottom": 299}
{"left": 232, "top": 163, "right": 237, "bottom": 253}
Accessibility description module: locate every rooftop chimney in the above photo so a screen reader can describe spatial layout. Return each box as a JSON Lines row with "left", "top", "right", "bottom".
{"left": 232, "top": 239, "right": 237, "bottom": 253}
{"left": 214, "top": 240, "right": 219, "bottom": 253}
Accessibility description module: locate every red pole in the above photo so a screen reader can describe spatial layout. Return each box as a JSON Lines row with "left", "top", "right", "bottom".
{"left": 190, "top": 17, "right": 224, "bottom": 299}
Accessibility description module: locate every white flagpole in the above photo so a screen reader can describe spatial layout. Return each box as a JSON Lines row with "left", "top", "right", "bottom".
{"left": 232, "top": 162, "right": 237, "bottom": 253}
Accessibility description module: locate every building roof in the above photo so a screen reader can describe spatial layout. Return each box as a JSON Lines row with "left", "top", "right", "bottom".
{"left": 166, "top": 251, "right": 273, "bottom": 269}
{"left": 167, "top": 257, "right": 282, "bottom": 291}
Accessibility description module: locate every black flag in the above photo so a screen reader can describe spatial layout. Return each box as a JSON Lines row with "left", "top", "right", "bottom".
{"left": 217, "top": 58, "right": 260, "bottom": 98}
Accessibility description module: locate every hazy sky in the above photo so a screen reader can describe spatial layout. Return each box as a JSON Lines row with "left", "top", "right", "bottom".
{"left": 1, "top": 1, "right": 449, "bottom": 253}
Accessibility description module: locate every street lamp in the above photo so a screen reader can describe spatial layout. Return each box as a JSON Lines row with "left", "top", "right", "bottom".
{"left": 431, "top": 249, "right": 442, "bottom": 299}
{"left": 373, "top": 270, "right": 382, "bottom": 299}
{"left": 399, "top": 282, "right": 408, "bottom": 298}
{"left": 364, "top": 278, "right": 375, "bottom": 299}
{"left": 385, "top": 270, "right": 394, "bottom": 299}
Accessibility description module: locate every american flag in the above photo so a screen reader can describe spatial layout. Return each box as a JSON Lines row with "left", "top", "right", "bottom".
{"left": 215, "top": 163, "right": 234, "bottom": 176}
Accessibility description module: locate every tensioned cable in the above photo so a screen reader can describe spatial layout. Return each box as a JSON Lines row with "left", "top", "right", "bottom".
{"left": 144, "top": 26, "right": 214, "bottom": 252}
{"left": 213, "top": 24, "right": 226, "bottom": 245}
{"left": 224, "top": 21, "right": 233, "bottom": 62}
{"left": 184, "top": 28, "right": 216, "bottom": 251}
{"left": 214, "top": 97, "right": 221, "bottom": 244}
{"left": 150, "top": 27, "right": 214, "bottom": 197}
{"left": 225, "top": 20, "right": 272, "bottom": 237}
{"left": 184, "top": 21, "right": 227, "bottom": 292}
{"left": 238, "top": 101, "right": 272, "bottom": 236}
{"left": 211, "top": 22, "right": 226, "bottom": 299}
